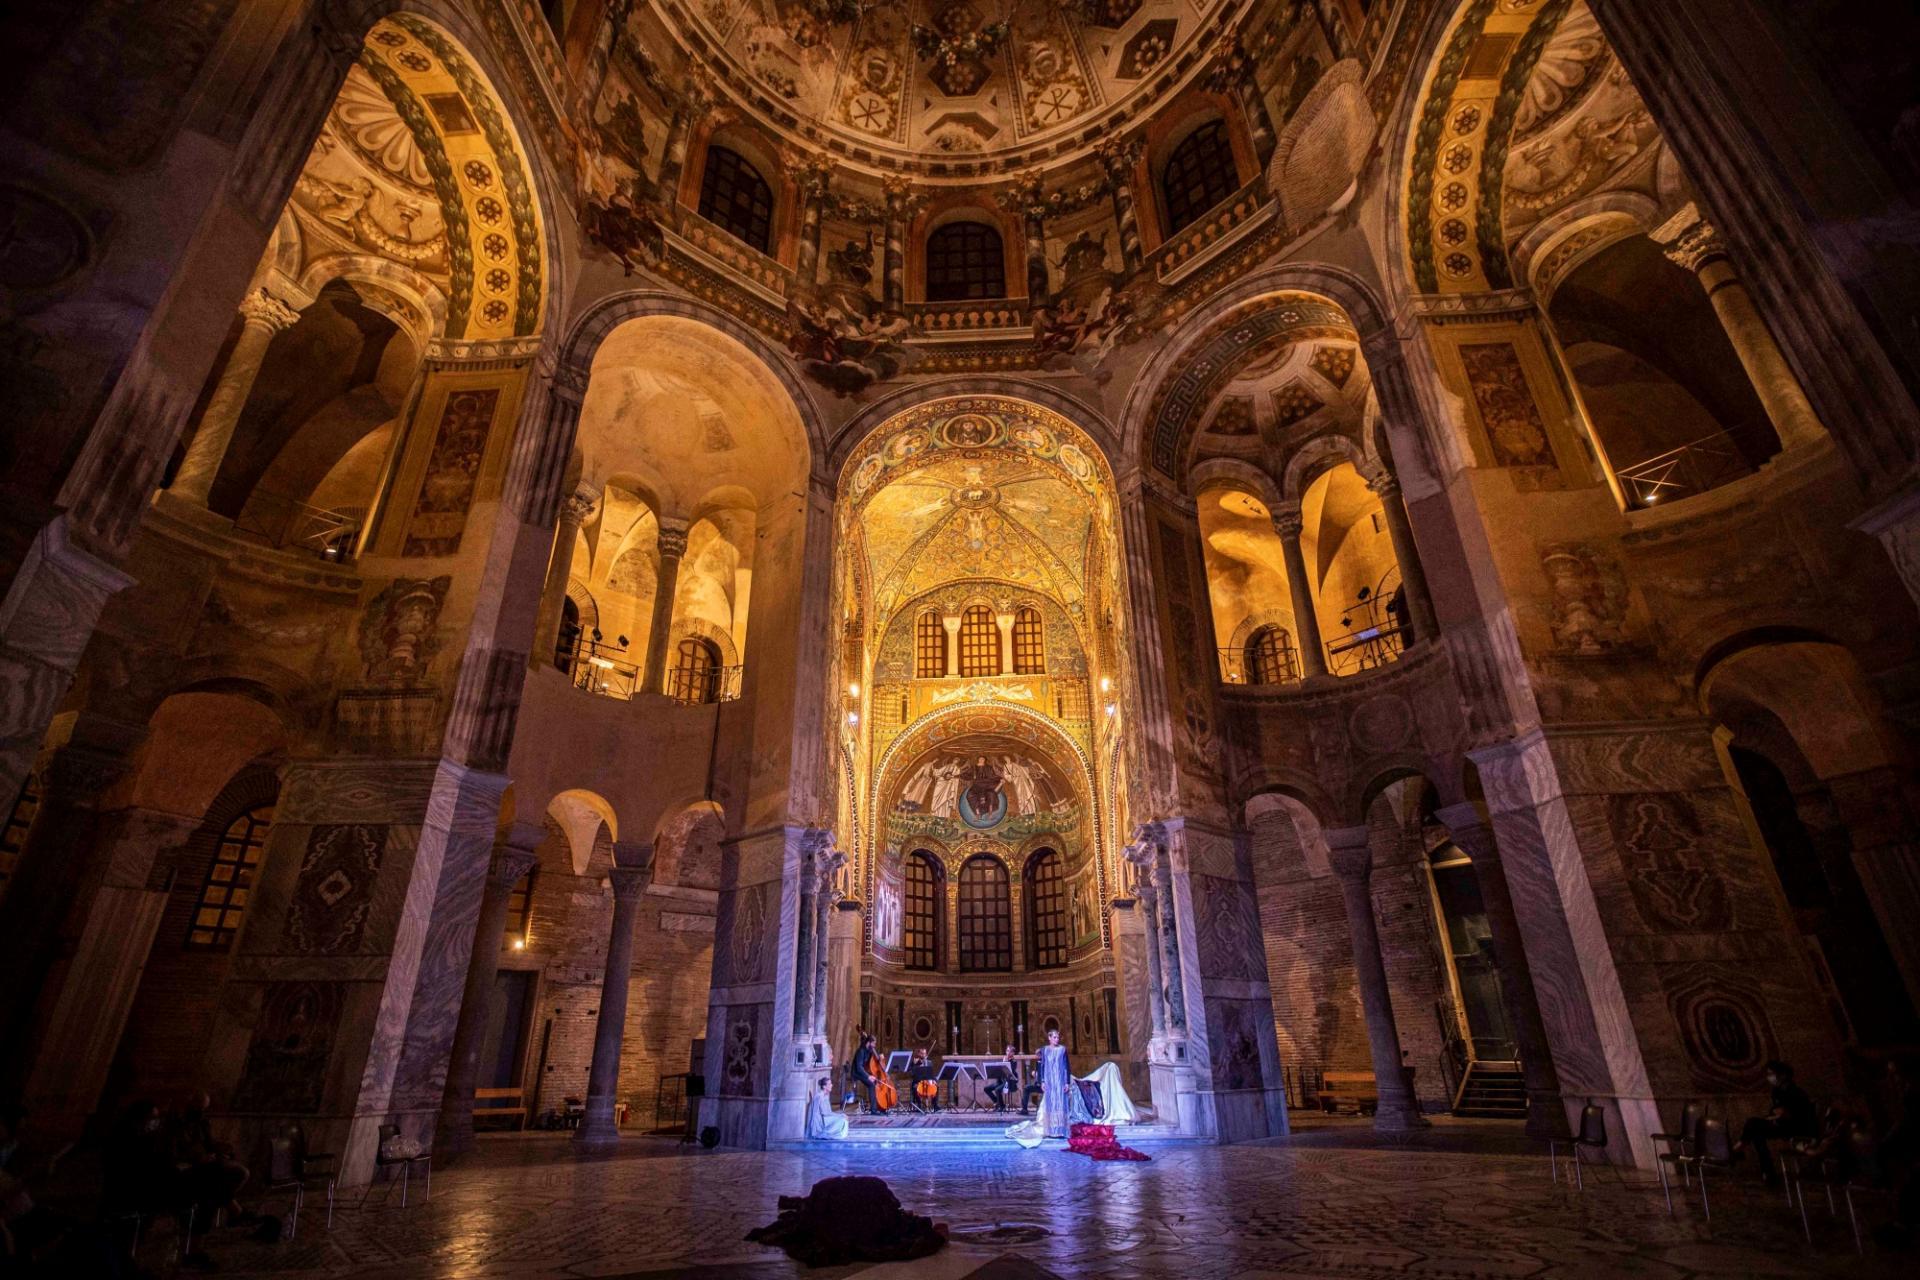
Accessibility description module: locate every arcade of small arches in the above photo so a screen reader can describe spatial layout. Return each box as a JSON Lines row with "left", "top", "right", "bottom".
{"left": 3, "top": 4, "right": 1919, "bottom": 1252}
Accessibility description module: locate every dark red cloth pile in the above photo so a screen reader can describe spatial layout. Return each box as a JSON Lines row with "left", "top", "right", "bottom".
{"left": 1067, "top": 1122, "right": 1151, "bottom": 1161}
{"left": 745, "top": 1174, "right": 948, "bottom": 1266}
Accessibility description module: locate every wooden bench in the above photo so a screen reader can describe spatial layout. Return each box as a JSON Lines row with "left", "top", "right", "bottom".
{"left": 1316, "top": 1071, "right": 1378, "bottom": 1115}
{"left": 474, "top": 1087, "right": 527, "bottom": 1130}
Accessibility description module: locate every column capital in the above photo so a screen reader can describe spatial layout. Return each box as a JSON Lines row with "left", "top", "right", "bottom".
{"left": 1433, "top": 803, "right": 1498, "bottom": 861}
{"left": 1093, "top": 136, "right": 1144, "bottom": 179}
{"left": 1651, "top": 201, "right": 1729, "bottom": 274}
{"left": 237, "top": 288, "right": 303, "bottom": 333}
{"left": 1360, "top": 461, "right": 1399, "bottom": 499}
{"left": 1324, "top": 824, "right": 1375, "bottom": 882}
{"left": 1270, "top": 502, "right": 1304, "bottom": 538}
{"left": 1204, "top": 33, "right": 1257, "bottom": 92}
{"left": 562, "top": 485, "right": 601, "bottom": 525}
{"left": 655, "top": 519, "right": 690, "bottom": 559}
{"left": 488, "top": 845, "right": 540, "bottom": 890}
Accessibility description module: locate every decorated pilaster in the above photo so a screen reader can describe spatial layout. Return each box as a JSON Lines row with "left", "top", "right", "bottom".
{"left": 881, "top": 179, "right": 914, "bottom": 312}
{"left": 1000, "top": 172, "right": 1051, "bottom": 305}
{"left": 794, "top": 158, "right": 833, "bottom": 292}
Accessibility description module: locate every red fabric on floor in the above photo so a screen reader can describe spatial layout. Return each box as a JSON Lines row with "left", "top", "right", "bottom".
{"left": 1067, "top": 1123, "right": 1150, "bottom": 1161}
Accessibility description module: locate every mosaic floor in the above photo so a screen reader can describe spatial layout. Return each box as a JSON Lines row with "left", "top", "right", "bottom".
{"left": 168, "top": 1121, "right": 1907, "bottom": 1279}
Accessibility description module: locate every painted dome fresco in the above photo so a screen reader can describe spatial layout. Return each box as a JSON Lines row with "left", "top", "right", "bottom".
{"left": 657, "top": 0, "right": 1237, "bottom": 175}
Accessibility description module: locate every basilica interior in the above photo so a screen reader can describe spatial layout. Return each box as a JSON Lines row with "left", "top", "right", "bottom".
{"left": 3, "top": 0, "right": 1919, "bottom": 1275}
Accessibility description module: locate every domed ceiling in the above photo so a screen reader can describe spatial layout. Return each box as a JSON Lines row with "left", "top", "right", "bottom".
{"left": 658, "top": 0, "right": 1240, "bottom": 175}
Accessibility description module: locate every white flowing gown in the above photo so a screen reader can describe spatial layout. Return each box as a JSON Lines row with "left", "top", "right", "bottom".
{"left": 1076, "top": 1061, "right": 1138, "bottom": 1123}
{"left": 806, "top": 1087, "right": 849, "bottom": 1140}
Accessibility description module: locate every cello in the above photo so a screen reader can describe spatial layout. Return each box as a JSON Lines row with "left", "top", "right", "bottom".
{"left": 860, "top": 1026, "right": 898, "bottom": 1112}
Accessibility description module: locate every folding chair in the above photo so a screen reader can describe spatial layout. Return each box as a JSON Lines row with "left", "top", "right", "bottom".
{"left": 1546, "top": 1100, "right": 1609, "bottom": 1189}
{"left": 1652, "top": 1100, "right": 1706, "bottom": 1214}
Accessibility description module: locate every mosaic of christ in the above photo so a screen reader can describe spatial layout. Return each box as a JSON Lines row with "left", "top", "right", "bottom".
{"left": 893, "top": 746, "right": 1071, "bottom": 830}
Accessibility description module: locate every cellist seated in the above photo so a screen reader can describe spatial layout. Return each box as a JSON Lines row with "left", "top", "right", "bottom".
{"left": 908, "top": 1047, "right": 941, "bottom": 1113}
{"left": 852, "top": 1032, "right": 888, "bottom": 1114}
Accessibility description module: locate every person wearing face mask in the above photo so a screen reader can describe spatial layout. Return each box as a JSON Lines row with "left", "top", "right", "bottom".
{"left": 1736, "top": 1059, "right": 1817, "bottom": 1186}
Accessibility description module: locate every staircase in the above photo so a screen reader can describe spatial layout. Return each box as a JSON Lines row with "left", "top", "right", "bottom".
{"left": 1452, "top": 1061, "right": 1528, "bottom": 1119}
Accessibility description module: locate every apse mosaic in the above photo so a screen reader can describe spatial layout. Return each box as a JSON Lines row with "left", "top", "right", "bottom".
{"left": 889, "top": 743, "right": 1078, "bottom": 845}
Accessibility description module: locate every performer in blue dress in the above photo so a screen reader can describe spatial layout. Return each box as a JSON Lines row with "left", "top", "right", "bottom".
{"left": 1035, "top": 1028, "right": 1093, "bottom": 1139}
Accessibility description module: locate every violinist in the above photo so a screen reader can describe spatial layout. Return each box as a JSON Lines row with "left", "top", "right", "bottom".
{"left": 852, "top": 1032, "right": 887, "bottom": 1115}
{"left": 908, "top": 1047, "right": 941, "bottom": 1113}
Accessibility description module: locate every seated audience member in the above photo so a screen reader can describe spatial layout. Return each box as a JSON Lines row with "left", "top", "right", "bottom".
{"left": 983, "top": 1045, "right": 1019, "bottom": 1113}
{"left": 1736, "top": 1060, "right": 1817, "bottom": 1185}
{"left": 167, "top": 1093, "right": 250, "bottom": 1227}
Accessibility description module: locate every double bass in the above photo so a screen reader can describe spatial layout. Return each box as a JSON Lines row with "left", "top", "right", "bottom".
{"left": 860, "top": 1026, "right": 898, "bottom": 1112}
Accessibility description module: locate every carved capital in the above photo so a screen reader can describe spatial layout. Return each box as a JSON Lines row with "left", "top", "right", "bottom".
{"left": 487, "top": 847, "right": 540, "bottom": 890}
{"left": 1270, "top": 502, "right": 1305, "bottom": 539}
{"left": 1650, "top": 201, "right": 1729, "bottom": 275}
{"left": 1434, "top": 803, "right": 1498, "bottom": 863}
{"left": 1359, "top": 461, "right": 1399, "bottom": 499}
{"left": 1093, "top": 137, "right": 1144, "bottom": 179}
{"left": 238, "top": 288, "right": 303, "bottom": 334}
{"left": 561, "top": 485, "right": 601, "bottom": 526}
{"left": 655, "top": 519, "right": 691, "bottom": 560}
{"left": 1204, "top": 35, "right": 1256, "bottom": 93}
{"left": 796, "top": 157, "right": 835, "bottom": 204}
{"left": 1323, "top": 825, "right": 1376, "bottom": 882}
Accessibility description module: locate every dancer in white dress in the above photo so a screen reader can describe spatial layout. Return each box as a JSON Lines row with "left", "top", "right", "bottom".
{"left": 806, "top": 1077, "right": 848, "bottom": 1140}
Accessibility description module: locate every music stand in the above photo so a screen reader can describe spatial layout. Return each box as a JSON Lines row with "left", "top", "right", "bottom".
{"left": 982, "top": 1063, "right": 1012, "bottom": 1112}
{"left": 885, "top": 1050, "right": 913, "bottom": 1075}
{"left": 935, "top": 1061, "right": 964, "bottom": 1111}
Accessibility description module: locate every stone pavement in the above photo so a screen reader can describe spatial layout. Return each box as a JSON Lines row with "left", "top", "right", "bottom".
{"left": 175, "top": 1120, "right": 1906, "bottom": 1279}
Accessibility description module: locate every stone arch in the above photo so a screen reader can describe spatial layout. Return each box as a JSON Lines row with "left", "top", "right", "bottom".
{"left": 1189, "top": 456, "right": 1284, "bottom": 508}
{"left": 297, "top": 253, "right": 451, "bottom": 351}
{"left": 1281, "top": 430, "right": 1371, "bottom": 501}
{"left": 1509, "top": 192, "right": 1661, "bottom": 304}
{"left": 828, "top": 376, "right": 1120, "bottom": 475}
{"left": 547, "top": 788, "right": 618, "bottom": 876}
{"left": 1120, "top": 263, "right": 1392, "bottom": 479}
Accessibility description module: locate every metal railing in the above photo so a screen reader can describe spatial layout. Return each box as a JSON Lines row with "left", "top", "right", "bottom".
{"left": 1217, "top": 639, "right": 1302, "bottom": 687}
{"left": 1614, "top": 426, "right": 1762, "bottom": 509}
{"left": 1324, "top": 620, "right": 1408, "bottom": 676}
{"left": 565, "top": 638, "right": 640, "bottom": 701}
{"left": 232, "top": 492, "right": 359, "bottom": 562}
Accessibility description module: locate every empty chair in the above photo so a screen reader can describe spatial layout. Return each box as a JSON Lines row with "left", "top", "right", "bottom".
{"left": 373, "top": 1123, "right": 431, "bottom": 1207}
{"left": 1652, "top": 1100, "right": 1707, "bottom": 1213}
{"left": 1677, "top": 1116, "right": 1739, "bottom": 1222}
{"left": 1547, "top": 1101, "right": 1609, "bottom": 1188}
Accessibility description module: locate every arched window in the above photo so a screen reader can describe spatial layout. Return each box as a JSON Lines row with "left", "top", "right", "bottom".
{"left": 698, "top": 145, "right": 773, "bottom": 254}
{"left": 904, "top": 851, "right": 942, "bottom": 971}
{"left": 669, "top": 636, "right": 722, "bottom": 703}
{"left": 1011, "top": 606, "right": 1045, "bottom": 674}
{"left": 959, "top": 604, "right": 998, "bottom": 677}
{"left": 958, "top": 854, "right": 1012, "bottom": 971}
{"left": 1244, "top": 625, "right": 1296, "bottom": 685}
{"left": 187, "top": 805, "right": 274, "bottom": 950}
{"left": 1162, "top": 119, "right": 1239, "bottom": 235}
{"left": 1025, "top": 849, "right": 1068, "bottom": 970}
{"left": 915, "top": 609, "right": 947, "bottom": 678}
{"left": 925, "top": 220, "right": 1006, "bottom": 301}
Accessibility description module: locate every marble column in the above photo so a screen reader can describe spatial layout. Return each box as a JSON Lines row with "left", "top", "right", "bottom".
{"left": 1095, "top": 140, "right": 1145, "bottom": 273}
{"left": 641, "top": 519, "right": 690, "bottom": 695}
{"left": 810, "top": 851, "right": 845, "bottom": 1039}
{"left": 655, "top": 92, "right": 702, "bottom": 211}
{"left": 20, "top": 806, "right": 199, "bottom": 1135}
{"left": 1652, "top": 203, "right": 1827, "bottom": 451}
{"left": 791, "top": 839, "right": 818, "bottom": 1037}
{"left": 882, "top": 180, "right": 910, "bottom": 312}
{"left": 437, "top": 822, "right": 543, "bottom": 1155}
{"left": 942, "top": 613, "right": 961, "bottom": 676}
{"left": 1208, "top": 38, "right": 1276, "bottom": 171}
{"left": 794, "top": 162, "right": 831, "bottom": 292}
{"left": 532, "top": 485, "right": 598, "bottom": 670}
{"left": 1434, "top": 804, "right": 1569, "bottom": 1141}
{"left": 577, "top": 842, "right": 654, "bottom": 1143}
{"left": 0, "top": 716, "right": 145, "bottom": 1100}
{"left": 1148, "top": 844, "right": 1187, "bottom": 1033}
{"left": 167, "top": 289, "right": 304, "bottom": 507}
{"left": 995, "top": 612, "right": 1016, "bottom": 675}
{"left": 1325, "top": 824, "right": 1426, "bottom": 1131}
{"left": 1361, "top": 465, "right": 1437, "bottom": 644}
{"left": 1271, "top": 504, "right": 1328, "bottom": 678}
